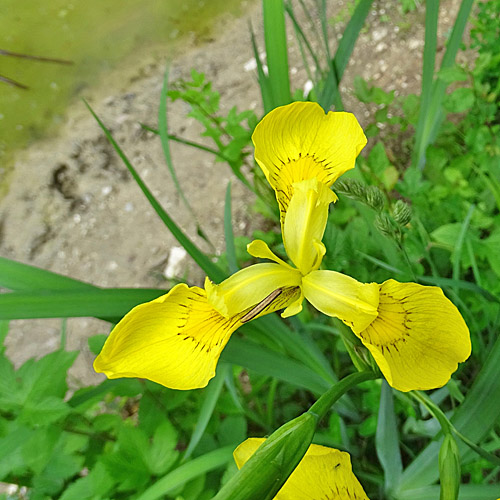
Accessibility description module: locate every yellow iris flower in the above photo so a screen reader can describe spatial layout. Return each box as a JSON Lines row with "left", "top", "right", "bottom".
{"left": 94, "top": 101, "right": 471, "bottom": 393}
{"left": 234, "top": 438, "right": 370, "bottom": 500}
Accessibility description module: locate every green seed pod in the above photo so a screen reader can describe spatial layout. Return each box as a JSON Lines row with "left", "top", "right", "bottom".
{"left": 393, "top": 200, "right": 412, "bottom": 226}
{"left": 439, "top": 434, "right": 461, "bottom": 500}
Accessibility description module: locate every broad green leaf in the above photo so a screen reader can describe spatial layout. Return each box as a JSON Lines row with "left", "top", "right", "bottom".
{"left": 0, "top": 288, "right": 164, "bottom": 320}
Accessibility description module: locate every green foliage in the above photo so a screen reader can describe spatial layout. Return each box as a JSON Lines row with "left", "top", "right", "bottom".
{"left": 168, "top": 69, "right": 257, "bottom": 186}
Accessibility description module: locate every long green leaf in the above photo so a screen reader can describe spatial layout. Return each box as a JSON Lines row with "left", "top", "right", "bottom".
{"left": 158, "top": 69, "right": 217, "bottom": 248}
{"left": 84, "top": 100, "right": 226, "bottom": 283}
{"left": 0, "top": 256, "right": 96, "bottom": 292}
{"left": 0, "top": 288, "right": 163, "bottom": 320}
{"left": 412, "top": 0, "right": 439, "bottom": 169}
{"left": 137, "top": 446, "right": 235, "bottom": 500}
{"left": 399, "top": 333, "right": 500, "bottom": 491}
{"left": 413, "top": 0, "right": 474, "bottom": 169}
{"left": 183, "top": 363, "right": 230, "bottom": 461}
{"left": 319, "top": 0, "right": 374, "bottom": 111}
{"left": 224, "top": 182, "right": 239, "bottom": 274}
{"left": 396, "top": 484, "right": 500, "bottom": 500}
{"left": 376, "top": 381, "right": 403, "bottom": 493}
{"left": 249, "top": 21, "right": 273, "bottom": 113}
{"left": 263, "top": 0, "right": 291, "bottom": 108}
{"left": 158, "top": 68, "right": 191, "bottom": 215}
{"left": 221, "top": 337, "right": 331, "bottom": 395}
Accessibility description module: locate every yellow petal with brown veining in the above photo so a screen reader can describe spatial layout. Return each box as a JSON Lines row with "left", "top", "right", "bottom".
{"left": 252, "top": 101, "right": 366, "bottom": 221}
{"left": 356, "top": 279, "right": 471, "bottom": 392}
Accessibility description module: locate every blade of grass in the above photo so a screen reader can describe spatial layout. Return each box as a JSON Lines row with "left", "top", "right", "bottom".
{"left": 263, "top": 0, "right": 292, "bottom": 108}
{"left": 137, "top": 445, "right": 235, "bottom": 500}
{"left": 250, "top": 21, "right": 273, "bottom": 113}
{"left": 319, "top": 0, "right": 374, "bottom": 111}
{"left": 224, "top": 182, "right": 239, "bottom": 274}
{"left": 452, "top": 204, "right": 474, "bottom": 286}
{"left": 0, "top": 288, "right": 164, "bottom": 320}
{"left": 284, "top": 1, "right": 321, "bottom": 81}
{"left": 376, "top": 381, "right": 403, "bottom": 493}
{"left": 412, "top": 0, "right": 439, "bottom": 169}
{"left": 84, "top": 100, "right": 226, "bottom": 283}
{"left": 158, "top": 68, "right": 194, "bottom": 221}
{"left": 183, "top": 363, "right": 230, "bottom": 461}
{"left": 413, "top": 0, "right": 474, "bottom": 169}
{"left": 142, "top": 124, "right": 254, "bottom": 192}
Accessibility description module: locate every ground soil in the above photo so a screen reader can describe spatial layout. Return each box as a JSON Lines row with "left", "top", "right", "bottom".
{"left": 0, "top": 0, "right": 469, "bottom": 387}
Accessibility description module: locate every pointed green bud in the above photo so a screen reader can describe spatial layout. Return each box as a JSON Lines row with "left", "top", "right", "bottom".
{"left": 439, "top": 434, "right": 461, "bottom": 500}
{"left": 213, "top": 412, "right": 317, "bottom": 500}
{"left": 393, "top": 200, "right": 412, "bottom": 226}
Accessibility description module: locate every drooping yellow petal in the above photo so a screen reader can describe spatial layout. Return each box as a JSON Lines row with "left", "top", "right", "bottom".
{"left": 356, "top": 279, "right": 471, "bottom": 392}
{"left": 234, "top": 438, "right": 370, "bottom": 500}
{"left": 252, "top": 101, "right": 367, "bottom": 220}
{"left": 94, "top": 284, "right": 240, "bottom": 390}
{"left": 205, "top": 263, "right": 302, "bottom": 318}
{"left": 283, "top": 178, "right": 336, "bottom": 274}
{"left": 247, "top": 239, "right": 295, "bottom": 270}
{"left": 302, "top": 270, "right": 379, "bottom": 333}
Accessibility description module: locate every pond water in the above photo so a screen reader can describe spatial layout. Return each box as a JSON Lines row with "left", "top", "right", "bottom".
{"left": 0, "top": 0, "right": 245, "bottom": 168}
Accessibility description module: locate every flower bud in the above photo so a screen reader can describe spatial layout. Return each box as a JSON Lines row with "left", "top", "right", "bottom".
{"left": 214, "top": 412, "right": 317, "bottom": 500}
{"left": 439, "top": 434, "right": 461, "bottom": 500}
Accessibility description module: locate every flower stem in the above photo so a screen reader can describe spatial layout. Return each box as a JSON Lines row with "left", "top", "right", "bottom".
{"left": 308, "top": 371, "right": 379, "bottom": 421}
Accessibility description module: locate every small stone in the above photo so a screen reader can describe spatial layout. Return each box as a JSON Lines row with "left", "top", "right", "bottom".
{"left": 164, "top": 247, "right": 188, "bottom": 279}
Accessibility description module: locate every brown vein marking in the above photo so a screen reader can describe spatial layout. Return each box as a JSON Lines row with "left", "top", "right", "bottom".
{"left": 240, "top": 288, "right": 283, "bottom": 323}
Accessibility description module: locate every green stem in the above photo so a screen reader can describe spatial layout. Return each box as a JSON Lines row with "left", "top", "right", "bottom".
{"left": 309, "top": 371, "right": 379, "bottom": 421}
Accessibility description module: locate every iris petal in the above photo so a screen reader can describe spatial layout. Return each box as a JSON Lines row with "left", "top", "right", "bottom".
{"left": 283, "top": 178, "right": 335, "bottom": 274}
{"left": 252, "top": 101, "right": 366, "bottom": 221}
{"left": 234, "top": 438, "right": 370, "bottom": 500}
{"left": 205, "top": 263, "right": 302, "bottom": 318}
{"left": 302, "top": 270, "right": 379, "bottom": 333}
{"left": 356, "top": 279, "right": 471, "bottom": 392}
{"left": 94, "top": 284, "right": 240, "bottom": 390}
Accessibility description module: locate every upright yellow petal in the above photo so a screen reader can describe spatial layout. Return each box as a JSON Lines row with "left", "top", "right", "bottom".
{"left": 283, "top": 178, "right": 336, "bottom": 274}
{"left": 252, "top": 101, "right": 366, "bottom": 220}
{"left": 94, "top": 284, "right": 240, "bottom": 390}
{"left": 234, "top": 439, "right": 370, "bottom": 500}
{"left": 205, "top": 263, "right": 302, "bottom": 318}
{"left": 356, "top": 280, "right": 471, "bottom": 392}
{"left": 302, "top": 270, "right": 380, "bottom": 333}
